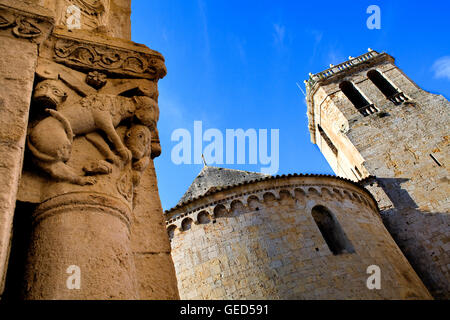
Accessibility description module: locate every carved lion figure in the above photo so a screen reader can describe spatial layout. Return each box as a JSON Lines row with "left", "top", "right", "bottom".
{"left": 33, "top": 79, "right": 68, "bottom": 108}
{"left": 27, "top": 91, "right": 159, "bottom": 185}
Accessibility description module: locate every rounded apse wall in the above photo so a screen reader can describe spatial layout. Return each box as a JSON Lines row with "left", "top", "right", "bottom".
{"left": 166, "top": 175, "right": 432, "bottom": 300}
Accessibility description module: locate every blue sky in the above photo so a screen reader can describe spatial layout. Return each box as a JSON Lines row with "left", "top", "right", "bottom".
{"left": 131, "top": 0, "right": 450, "bottom": 210}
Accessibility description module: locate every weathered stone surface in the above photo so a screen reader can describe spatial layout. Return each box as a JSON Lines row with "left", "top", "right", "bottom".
{"left": 134, "top": 253, "right": 179, "bottom": 300}
{"left": 23, "top": 193, "right": 139, "bottom": 299}
{"left": 306, "top": 50, "right": 450, "bottom": 299}
{"left": 0, "top": 1, "right": 55, "bottom": 295}
{"left": 0, "top": 0, "right": 54, "bottom": 43}
{"left": 167, "top": 174, "right": 432, "bottom": 300}
{"left": 4, "top": 0, "right": 444, "bottom": 302}
{"left": 0, "top": 8, "right": 50, "bottom": 295}
{"left": 38, "top": 0, "right": 131, "bottom": 39}
{"left": 0, "top": 0, "right": 179, "bottom": 300}
{"left": 131, "top": 159, "right": 179, "bottom": 299}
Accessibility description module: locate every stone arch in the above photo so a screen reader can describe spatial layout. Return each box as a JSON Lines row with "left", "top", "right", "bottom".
{"left": 196, "top": 210, "right": 211, "bottom": 224}
{"left": 332, "top": 188, "right": 343, "bottom": 198}
{"left": 321, "top": 187, "right": 333, "bottom": 198}
{"left": 167, "top": 225, "right": 177, "bottom": 240}
{"left": 294, "top": 188, "right": 306, "bottom": 199}
{"left": 247, "top": 195, "right": 261, "bottom": 211}
{"left": 213, "top": 204, "right": 228, "bottom": 218}
{"left": 367, "top": 69, "right": 399, "bottom": 99}
{"left": 271, "top": 189, "right": 281, "bottom": 199}
{"left": 181, "top": 217, "right": 193, "bottom": 231}
{"left": 244, "top": 193, "right": 263, "bottom": 204}
{"left": 263, "top": 191, "right": 277, "bottom": 203}
{"left": 360, "top": 196, "right": 371, "bottom": 207}
{"left": 352, "top": 193, "right": 362, "bottom": 203}
{"left": 230, "top": 199, "right": 245, "bottom": 215}
{"left": 307, "top": 187, "right": 321, "bottom": 197}
{"left": 339, "top": 80, "right": 371, "bottom": 112}
{"left": 342, "top": 190, "right": 353, "bottom": 200}
{"left": 279, "top": 189, "right": 293, "bottom": 200}
{"left": 172, "top": 218, "right": 183, "bottom": 230}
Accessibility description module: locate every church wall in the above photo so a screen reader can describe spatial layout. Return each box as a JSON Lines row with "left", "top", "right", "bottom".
{"left": 0, "top": 0, "right": 54, "bottom": 297}
{"left": 308, "top": 52, "right": 450, "bottom": 298}
{"left": 167, "top": 176, "right": 431, "bottom": 299}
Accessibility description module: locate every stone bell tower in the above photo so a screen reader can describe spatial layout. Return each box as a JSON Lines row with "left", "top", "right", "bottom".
{"left": 0, "top": 0, "right": 178, "bottom": 299}
{"left": 305, "top": 49, "right": 450, "bottom": 299}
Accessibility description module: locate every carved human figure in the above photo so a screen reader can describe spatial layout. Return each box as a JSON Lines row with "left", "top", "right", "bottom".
{"left": 126, "top": 124, "right": 152, "bottom": 186}
{"left": 85, "top": 124, "right": 152, "bottom": 186}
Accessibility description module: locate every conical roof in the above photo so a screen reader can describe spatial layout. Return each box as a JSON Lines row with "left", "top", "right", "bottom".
{"left": 177, "top": 166, "right": 270, "bottom": 205}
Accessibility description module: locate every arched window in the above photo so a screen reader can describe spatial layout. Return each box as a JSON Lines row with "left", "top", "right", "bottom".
{"left": 197, "top": 211, "right": 211, "bottom": 224}
{"left": 367, "top": 70, "right": 397, "bottom": 97}
{"left": 167, "top": 225, "right": 176, "bottom": 241}
{"left": 181, "top": 218, "right": 193, "bottom": 231}
{"left": 367, "top": 70, "right": 407, "bottom": 105}
{"left": 213, "top": 204, "right": 228, "bottom": 218}
{"left": 311, "top": 205, "right": 354, "bottom": 255}
{"left": 339, "top": 81, "right": 371, "bottom": 112}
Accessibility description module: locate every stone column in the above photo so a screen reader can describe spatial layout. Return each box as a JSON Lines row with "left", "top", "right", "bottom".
{"left": 0, "top": 0, "right": 53, "bottom": 298}
{"left": 24, "top": 193, "right": 138, "bottom": 299}
{"left": 14, "top": 21, "right": 176, "bottom": 297}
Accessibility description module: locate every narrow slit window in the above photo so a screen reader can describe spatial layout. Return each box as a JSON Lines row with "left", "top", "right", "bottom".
{"left": 318, "top": 125, "right": 338, "bottom": 156}
{"left": 350, "top": 168, "right": 360, "bottom": 180}
{"left": 167, "top": 225, "right": 176, "bottom": 241}
{"left": 339, "top": 81, "right": 371, "bottom": 111}
{"left": 354, "top": 166, "right": 362, "bottom": 178}
{"left": 311, "top": 205, "right": 355, "bottom": 255}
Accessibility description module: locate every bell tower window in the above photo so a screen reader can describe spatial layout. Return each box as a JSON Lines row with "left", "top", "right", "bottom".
{"left": 367, "top": 70, "right": 408, "bottom": 105}
{"left": 339, "top": 81, "right": 377, "bottom": 116}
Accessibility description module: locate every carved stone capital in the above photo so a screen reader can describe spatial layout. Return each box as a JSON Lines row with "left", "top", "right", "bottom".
{"left": 0, "top": 0, "right": 54, "bottom": 43}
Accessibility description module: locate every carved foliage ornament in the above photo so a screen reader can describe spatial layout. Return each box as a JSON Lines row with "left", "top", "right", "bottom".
{"left": 0, "top": 13, "right": 42, "bottom": 39}
{"left": 86, "top": 71, "right": 107, "bottom": 89}
{"left": 54, "top": 39, "right": 167, "bottom": 80}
